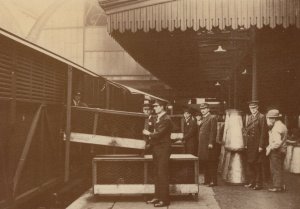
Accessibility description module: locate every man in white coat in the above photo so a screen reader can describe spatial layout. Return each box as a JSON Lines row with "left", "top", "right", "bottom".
{"left": 265, "top": 109, "right": 287, "bottom": 192}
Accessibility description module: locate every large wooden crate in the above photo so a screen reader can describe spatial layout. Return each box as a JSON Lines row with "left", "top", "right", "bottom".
{"left": 92, "top": 154, "right": 199, "bottom": 196}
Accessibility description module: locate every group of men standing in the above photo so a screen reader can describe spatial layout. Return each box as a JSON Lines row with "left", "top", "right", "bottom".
{"left": 244, "top": 101, "right": 288, "bottom": 192}
{"left": 142, "top": 101, "right": 219, "bottom": 207}
{"left": 179, "top": 103, "right": 219, "bottom": 187}
{"left": 142, "top": 99, "right": 288, "bottom": 207}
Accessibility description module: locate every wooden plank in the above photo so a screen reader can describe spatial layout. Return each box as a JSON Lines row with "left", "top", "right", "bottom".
{"left": 93, "top": 154, "right": 197, "bottom": 161}
{"left": 39, "top": 110, "right": 46, "bottom": 186}
{"left": 91, "top": 112, "right": 99, "bottom": 154}
{"left": 12, "top": 104, "right": 43, "bottom": 197}
{"left": 105, "top": 80, "right": 110, "bottom": 109}
{"left": 92, "top": 161, "right": 97, "bottom": 194}
{"left": 93, "top": 184, "right": 198, "bottom": 195}
{"left": 67, "top": 132, "right": 146, "bottom": 150}
{"left": 64, "top": 66, "right": 72, "bottom": 182}
{"left": 72, "top": 106, "right": 146, "bottom": 117}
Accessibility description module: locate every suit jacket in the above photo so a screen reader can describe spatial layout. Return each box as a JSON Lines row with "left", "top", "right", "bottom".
{"left": 144, "top": 115, "right": 156, "bottom": 132}
{"left": 183, "top": 116, "right": 198, "bottom": 155}
{"left": 143, "top": 115, "right": 156, "bottom": 152}
{"left": 149, "top": 113, "right": 172, "bottom": 146}
{"left": 197, "top": 113, "right": 217, "bottom": 161}
{"left": 267, "top": 120, "right": 288, "bottom": 154}
{"left": 245, "top": 112, "right": 267, "bottom": 163}
{"left": 72, "top": 99, "right": 88, "bottom": 107}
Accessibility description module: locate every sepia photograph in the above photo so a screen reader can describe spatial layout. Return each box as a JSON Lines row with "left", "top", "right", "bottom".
{"left": 0, "top": 0, "right": 300, "bottom": 208}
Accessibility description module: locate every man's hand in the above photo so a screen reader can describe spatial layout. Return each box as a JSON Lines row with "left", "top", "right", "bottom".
{"left": 266, "top": 146, "right": 271, "bottom": 156}
{"left": 143, "top": 129, "right": 150, "bottom": 136}
{"left": 258, "top": 147, "right": 263, "bottom": 152}
{"left": 208, "top": 144, "right": 213, "bottom": 149}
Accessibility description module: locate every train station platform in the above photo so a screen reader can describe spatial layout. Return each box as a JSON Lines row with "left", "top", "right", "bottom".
{"left": 67, "top": 172, "right": 300, "bottom": 209}
{"left": 67, "top": 175, "right": 220, "bottom": 209}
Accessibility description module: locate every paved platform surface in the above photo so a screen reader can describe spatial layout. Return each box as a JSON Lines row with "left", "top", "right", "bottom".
{"left": 213, "top": 172, "right": 300, "bottom": 209}
{"left": 67, "top": 175, "right": 220, "bottom": 209}
{"left": 67, "top": 173, "right": 300, "bottom": 209}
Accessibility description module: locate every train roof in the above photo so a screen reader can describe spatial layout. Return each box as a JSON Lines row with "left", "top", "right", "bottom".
{"left": 0, "top": 27, "right": 168, "bottom": 103}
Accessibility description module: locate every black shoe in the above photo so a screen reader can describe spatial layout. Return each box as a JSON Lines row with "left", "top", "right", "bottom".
{"left": 268, "top": 188, "right": 283, "bottom": 192}
{"left": 208, "top": 182, "right": 217, "bottom": 187}
{"left": 253, "top": 185, "right": 262, "bottom": 190}
{"left": 244, "top": 183, "right": 254, "bottom": 188}
{"left": 146, "top": 198, "right": 159, "bottom": 204}
{"left": 154, "top": 201, "right": 169, "bottom": 207}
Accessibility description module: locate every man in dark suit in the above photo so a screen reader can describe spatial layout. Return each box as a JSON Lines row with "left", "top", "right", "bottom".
{"left": 143, "top": 100, "right": 173, "bottom": 207}
{"left": 142, "top": 100, "right": 156, "bottom": 155}
{"left": 197, "top": 103, "right": 218, "bottom": 186}
{"left": 244, "top": 100, "right": 267, "bottom": 190}
{"left": 72, "top": 91, "right": 88, "bottom": 107}
{"left": 181, "top": 107, "right": 198, "bottom": 155}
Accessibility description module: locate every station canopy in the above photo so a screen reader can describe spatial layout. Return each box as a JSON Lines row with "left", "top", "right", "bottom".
{"left": 100, "top": 0, "right": 300, "bottom": 33}
{"left": 99, "top": 0, "right": 300, "bottom": 110}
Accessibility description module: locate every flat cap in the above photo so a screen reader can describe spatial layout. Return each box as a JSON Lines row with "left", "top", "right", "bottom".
{"left": 199, "top": 103, "right": 209, "bottom": 109}
{"left": 248, "top": 100, "right": 259, "bottom": 107}
{"left": 266, "top": 109, "right": 282, "bottom": 118}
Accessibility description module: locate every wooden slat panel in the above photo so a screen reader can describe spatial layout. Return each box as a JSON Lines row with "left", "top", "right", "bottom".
{"left": 93, "top": 184, "right": 198, "bottom": 194}
{"left": 67, "top": 132, "right": 146, "bottom": 150}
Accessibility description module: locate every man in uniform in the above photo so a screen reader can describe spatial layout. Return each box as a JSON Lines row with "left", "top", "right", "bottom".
{"left": 197, "top": 103, "right": 218, "bottom": 186}
{"left": 244, "top": 100, "right": 267, "bottom": 190}
{"left": 143, "top": 100, "right": 173, "bottom": 207}
{"left": 180, "top": 107, "right": 198, "bottom": 155}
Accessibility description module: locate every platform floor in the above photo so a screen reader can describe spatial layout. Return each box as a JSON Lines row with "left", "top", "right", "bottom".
{"left": 67, "top": 172, "right": 300, "bottom": 209}
{"left": 67, "top": 175, "right": 220, "bottom": 209}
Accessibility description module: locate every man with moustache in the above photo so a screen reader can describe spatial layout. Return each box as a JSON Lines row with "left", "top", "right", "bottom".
{"left": 265, "top": 109, "right": 287, "bottom": 192}
{"left": 244, "top": 101, "right": 267, "bottom": 190}
{"left": 197, "top": 103, "right": 218, "bottom": 187}
{"left": 143, "top": 100, "right": 173, "bottom": 207}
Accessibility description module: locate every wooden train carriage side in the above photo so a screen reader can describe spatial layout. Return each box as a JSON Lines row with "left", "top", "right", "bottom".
{"left": 0, "top": 32, "right": 69, "bottom": 209}
{"left": 0, "top": 29, "right": 147, "bottom": 209}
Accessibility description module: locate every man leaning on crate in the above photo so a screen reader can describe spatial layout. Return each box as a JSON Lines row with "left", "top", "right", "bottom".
{"left": 143, "top": 100, "right": 173, "bottom": 207}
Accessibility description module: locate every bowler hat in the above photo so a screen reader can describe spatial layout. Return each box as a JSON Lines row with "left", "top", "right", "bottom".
{"left": 266, "top": 109, "right": 282, "bottom": 118}
{"left": 75, "top": 91, "right": 81, "bottom": 96}
{"left": 248, "top": 100, "right": 259, "bottom": 107}
{"left": 183, "top": 107, "right": 193, "bottom": 114}
{"left": 199, "top": 103, "right": 209, "bottom": 109}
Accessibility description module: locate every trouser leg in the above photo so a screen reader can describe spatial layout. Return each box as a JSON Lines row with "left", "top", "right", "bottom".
{"left": 209, "top": 160, "right": 218, "bottom": 184}
{"left": 270, "top": 151, "right": 284, "bottom": 188}
{"left": 254, "top": 163, "right": 262, "bottom": 186}
{"left": 153, "top": 144, "right": 171, "bottom": 204}
{"left": 248, "top": 163, "right": 255, "bottom": 184}
{"left": 262, "top": 156, "right": 271, "bottom": 185}
{"left": 203, "top": 161, "right": 211, "bottom": 183}
{"left": 152, "top": 148, "right": 159, "bottom": 198}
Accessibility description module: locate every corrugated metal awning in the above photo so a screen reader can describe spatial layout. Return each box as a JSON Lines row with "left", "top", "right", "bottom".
{"left": 99, "top": 0, "right": 300, "bottom": 33}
